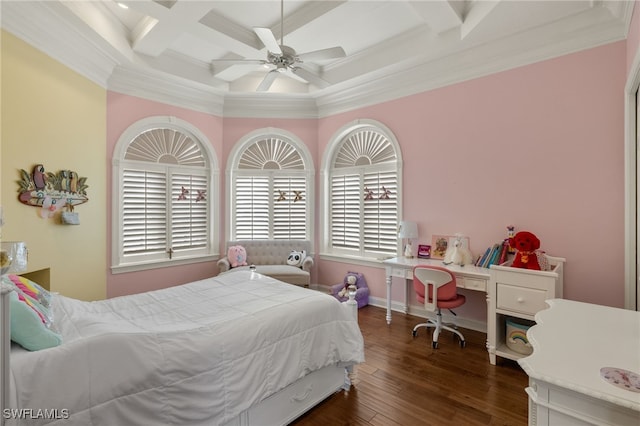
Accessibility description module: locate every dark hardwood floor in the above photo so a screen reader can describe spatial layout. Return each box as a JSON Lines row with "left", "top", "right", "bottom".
{"left": 292, "top": 305, "right": 529, "bottom": 426}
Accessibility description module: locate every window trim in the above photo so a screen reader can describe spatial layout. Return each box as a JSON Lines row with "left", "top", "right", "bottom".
{"left": 111, "top": 116, "right": 219, "bottom": 273}
{"left": 320, "top": 119, "right": 403, "bottom": 260}
{"left": 225, "top": 127, "right": 315, "bottom": 242}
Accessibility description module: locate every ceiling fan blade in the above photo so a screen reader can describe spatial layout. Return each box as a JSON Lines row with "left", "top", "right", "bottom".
{"left": 211, "top": 59, "right": 266, "bottom": 65}
{"left": 257, "top": 69, "right": 280, "bottom": 92}
{"left": 297, "top": 46, "right": 346, "bottom": 62}
{"left": 253, "top": 27, "right": 282, "bottom": 55}
{"left": 291, "top": 67, "right": 330, "bottom": 89}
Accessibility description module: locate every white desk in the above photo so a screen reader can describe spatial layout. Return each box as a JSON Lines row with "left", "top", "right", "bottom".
{"left": 519, "top": 299, "right": 640, "bottom": 425}
{"left": 382, "top": 257, "right": 490, "bottom": 324}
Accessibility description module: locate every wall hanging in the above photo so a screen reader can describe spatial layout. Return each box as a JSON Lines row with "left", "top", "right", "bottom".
{"left": 17, "top": 164, "right": 88, "bottom": 222}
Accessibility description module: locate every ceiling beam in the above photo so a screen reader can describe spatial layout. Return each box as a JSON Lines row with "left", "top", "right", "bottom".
{"left": 131, "top": 1, "right": 214, "bottom": 56}
{"left": 461, "top": 0, "right": 501, "bottom": 40}
{"left": 409, "top": 0, "right": 463, "bottom": 34}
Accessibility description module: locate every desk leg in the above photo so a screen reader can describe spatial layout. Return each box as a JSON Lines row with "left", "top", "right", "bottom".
{"left": 386, "top": 273, "right": 392, "bottom": 324}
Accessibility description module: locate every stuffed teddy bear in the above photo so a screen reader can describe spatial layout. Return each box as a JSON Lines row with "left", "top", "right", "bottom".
{"left": 338, "top": 275, "right": 357, "bottom": 298}
{"left": 509, "top": 231, "right": 544, "bottom": 270}
{"left": 287, "top": 250, "right": 306, "bottom": 268}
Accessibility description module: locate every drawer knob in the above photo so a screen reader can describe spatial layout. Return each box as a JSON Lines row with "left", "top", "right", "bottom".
{"left": 517, "top": 297, "right": 524, "bottom": 303}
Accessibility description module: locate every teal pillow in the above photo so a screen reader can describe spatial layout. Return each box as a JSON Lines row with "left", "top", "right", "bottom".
{"left": 9, "top": 291, "right": 62, "bottom": 351}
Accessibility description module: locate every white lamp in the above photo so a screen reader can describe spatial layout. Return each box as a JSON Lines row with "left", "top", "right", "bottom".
{"left": 398, "top": 221, "right": 418, "bottom": 258}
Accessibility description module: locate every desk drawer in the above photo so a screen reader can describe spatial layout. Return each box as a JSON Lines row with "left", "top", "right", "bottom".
{"left": 391, "top": 268, "right": 412, "bottom": 279}
{"left": 497, "top": 283, "right": 547, "bottom": 315}
{"left": 460, "top": 277, "right": 486, "bottom": 292}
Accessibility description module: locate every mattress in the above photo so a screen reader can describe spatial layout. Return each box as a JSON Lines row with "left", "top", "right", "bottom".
{"left": 8, "top": 271, "right": 364, "bottom": 425}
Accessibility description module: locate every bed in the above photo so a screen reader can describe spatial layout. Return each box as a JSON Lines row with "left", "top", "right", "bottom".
{"left": 0, "top": 271, "right": 364, "bottom": 426}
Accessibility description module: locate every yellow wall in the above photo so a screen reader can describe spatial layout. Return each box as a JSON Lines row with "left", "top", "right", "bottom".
{"left": 1, "top": 31, "right": 106, "bottom": 300}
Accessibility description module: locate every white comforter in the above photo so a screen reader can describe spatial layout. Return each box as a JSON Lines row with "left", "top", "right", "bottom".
{"left": 9, "top": 272, "right": 364, "bottom": 425}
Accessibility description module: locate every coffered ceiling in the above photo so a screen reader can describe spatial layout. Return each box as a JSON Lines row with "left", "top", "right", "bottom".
{"left": 0, "top": 1, "right": 634, "bottom": 117}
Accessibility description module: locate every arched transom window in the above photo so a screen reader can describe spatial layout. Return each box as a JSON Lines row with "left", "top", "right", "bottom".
{"left": 112, "top": 117, "right": 218, "bottom": 272}
{"left": 229, "top": 130, "right": 313, "bottom": 241}
{"left": 325, "top": 120, "right": 401, "bottom": 258}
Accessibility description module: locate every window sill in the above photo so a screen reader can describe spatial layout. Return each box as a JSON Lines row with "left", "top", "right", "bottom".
{"left": 111, "top": 254, "right": 218, "bottom": 274}
{"left": 318, "top": 253, "right": 394, "bottom": 269}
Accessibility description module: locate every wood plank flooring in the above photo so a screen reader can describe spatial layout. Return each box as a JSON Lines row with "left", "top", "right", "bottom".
{"left": 292, "top": 305, "right": 529, "bottom": 426}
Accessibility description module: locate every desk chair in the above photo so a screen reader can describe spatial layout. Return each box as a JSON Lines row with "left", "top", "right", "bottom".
{"left": 412, "top": 265, "right": 466, "bottom": 349}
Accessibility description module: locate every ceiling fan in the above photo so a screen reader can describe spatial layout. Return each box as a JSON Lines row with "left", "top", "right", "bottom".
{"left": 211, "top": 0, "right": 346, "bottom": 92}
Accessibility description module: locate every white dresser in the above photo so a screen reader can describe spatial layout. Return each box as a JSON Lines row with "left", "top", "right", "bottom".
{"left": 519, "top": 299, "right": 640, "bottom": 426}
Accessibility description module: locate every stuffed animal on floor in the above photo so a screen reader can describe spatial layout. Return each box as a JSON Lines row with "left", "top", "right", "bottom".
{"left": 509, "top": 231, "right": 545, "bottom": 270}
{"left": 338, "top": 274, "right": 357, "bottom": 298}
{"left": 443, "top": 234, "right": 474, "bottom": 266}
{"left": 287, "top": 250, "right": 306, "bottom": 268}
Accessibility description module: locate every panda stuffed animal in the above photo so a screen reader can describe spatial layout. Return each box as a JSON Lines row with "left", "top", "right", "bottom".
{"left": 287, "top": 250, "right": 306, "bottom": 268}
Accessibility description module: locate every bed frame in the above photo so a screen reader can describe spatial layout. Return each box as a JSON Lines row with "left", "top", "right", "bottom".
{"left": 0, "top": 283, "right": 359, "bottom": 426}
{"left": 1, "top": 283, "right": 10, "bottom": 425}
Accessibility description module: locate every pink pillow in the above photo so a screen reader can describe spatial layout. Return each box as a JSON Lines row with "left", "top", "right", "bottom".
{"left": 228, "top": 245, "right": 248, "bottom": 268}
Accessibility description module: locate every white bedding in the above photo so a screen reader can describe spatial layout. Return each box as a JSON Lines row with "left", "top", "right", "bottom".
{"left": 8, "top": 272, "right": 364, "bottom": 425}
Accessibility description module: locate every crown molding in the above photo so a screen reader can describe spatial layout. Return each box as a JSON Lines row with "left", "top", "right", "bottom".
{"left": 223, "top": 93, "right": 318, "bottom": 119}
{"left": 108, "top": 66, "right": 225, "bottom": 116}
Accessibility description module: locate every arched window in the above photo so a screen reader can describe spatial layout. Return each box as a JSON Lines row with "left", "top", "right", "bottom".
{"left": 322, "top": 119, "right": 402, "bottom": 259}
{"left": 227, "top": 128, "right": 314, "bottom": 240}
{"left": 112, "top": 117, "right": 219, "bottom": 272}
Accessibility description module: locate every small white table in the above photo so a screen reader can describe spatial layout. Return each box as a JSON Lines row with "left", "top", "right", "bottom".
{"left": 519, "top": 299, "right": 640, "bottom": 425}
{"left": 382, "top": 257, "right": 490, "bottom": 324}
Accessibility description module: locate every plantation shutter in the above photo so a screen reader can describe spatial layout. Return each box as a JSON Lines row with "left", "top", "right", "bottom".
{"left": 122, "top": 169, "right": 167, "bottom": 255}
{"left": 363, "top": 170, "right": 397, "bottom": 253}
{"left": 171, "top": 172, "right": 208, "bottom": 251}
{"left": 330, "top": 174, "right": 360, "bottom": 251}
{"left": 273, "top": 175, "right": 307, "bottom": 239}
{"left": 235, "top": 176, "right": 270, "bottom": 240}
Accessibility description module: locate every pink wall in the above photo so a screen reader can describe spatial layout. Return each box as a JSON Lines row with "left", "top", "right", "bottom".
{"left": 318, "top": 41, "right": 627, "bottom": 320}
{"left": 107, "top": 40, "right": 628, "bottom": 322}
{"left": 106, "top": 92, "right": 224, "bottom": 298}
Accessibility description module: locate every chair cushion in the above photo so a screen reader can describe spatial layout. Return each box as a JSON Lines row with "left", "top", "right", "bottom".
{"left": 416, "top": 293, "right": 466, "bottom": 309}
{"left": 224, "top": 265, "right": 310, "bottom": 286}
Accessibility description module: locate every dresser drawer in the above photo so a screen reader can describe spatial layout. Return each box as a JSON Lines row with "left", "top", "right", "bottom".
{"left": 497, "top": 283, "right": 547, "bottom": 315}
{"left": 246, "top": 365, "right": 345, "bottom": 425}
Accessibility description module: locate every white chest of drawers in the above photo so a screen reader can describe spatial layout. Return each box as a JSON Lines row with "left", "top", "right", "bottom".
{"left": 488, "top": 257, "right": 564, "bottom": 365}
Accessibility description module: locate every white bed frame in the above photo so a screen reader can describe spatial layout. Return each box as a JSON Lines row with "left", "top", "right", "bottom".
{"left": 1, "top": 283, "right": 11, "bottom": 426}
{"left": 0, "top": 284, "right": 358, "bottom": 426}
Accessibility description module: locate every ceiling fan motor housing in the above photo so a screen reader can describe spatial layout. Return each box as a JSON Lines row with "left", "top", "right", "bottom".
{"left": 268, "top": 45, "right": 299, "bottom": 69}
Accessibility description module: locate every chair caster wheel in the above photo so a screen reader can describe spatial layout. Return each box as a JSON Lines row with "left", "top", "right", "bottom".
{"left": 432, "top": 341, "right": 438, "bottom": 349}
{"left": 412, "top": 330, "right": 417, "bottom": 337}
{"left": 460, "top": 340, "right": 466, "bottom": 348}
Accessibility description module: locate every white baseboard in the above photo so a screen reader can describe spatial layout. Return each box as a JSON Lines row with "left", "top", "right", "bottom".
{"left": 311, "top": 285, "right": 487, "bottom": 334}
